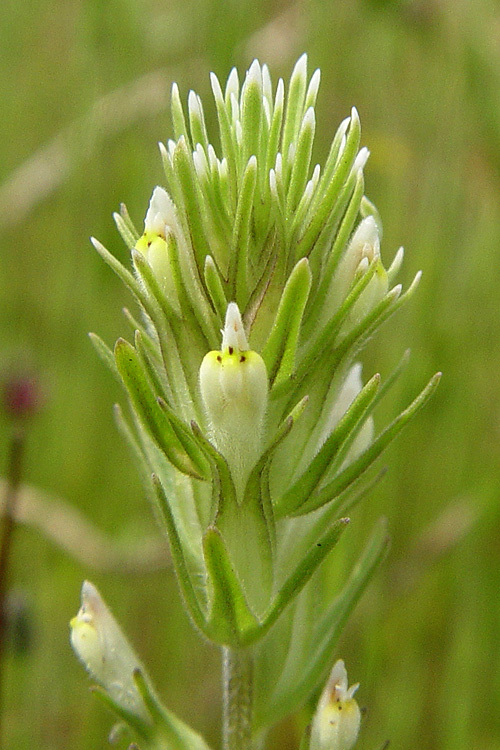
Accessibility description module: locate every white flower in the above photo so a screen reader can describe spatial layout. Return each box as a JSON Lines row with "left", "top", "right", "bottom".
{"left": 199, "top": 303, "right": 268, "bottom": 492}
{"left": 310, "top": 660, "right": 361, "bottom": 750}
{"left": 70, "top": 581, "right": 149, "bottom": 721}
{"left": 135, "top": 186, "right": 181, "bottom": 309}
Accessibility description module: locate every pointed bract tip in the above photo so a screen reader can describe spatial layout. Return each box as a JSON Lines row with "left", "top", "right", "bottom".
{"left": 222, "top": 302, "right": 248, "bottom": 351}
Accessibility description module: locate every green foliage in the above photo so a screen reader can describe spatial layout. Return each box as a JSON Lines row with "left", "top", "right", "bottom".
{"left": 0, "top": 1, "right": 499, "bottom": 749}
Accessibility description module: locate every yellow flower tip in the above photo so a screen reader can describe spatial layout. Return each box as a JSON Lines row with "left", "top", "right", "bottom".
{"left": 310, "top": 660, "right": 361, "bottom": 750}
{"left": 69, "top": 581, "right": 149, "bottom": 720}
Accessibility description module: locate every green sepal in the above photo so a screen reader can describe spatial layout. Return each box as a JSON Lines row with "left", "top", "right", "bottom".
{"left": 253, "top": 519, "right": 389, "bottom": 729}
{"left": 115, "top": 338, "right": 204, "bottom": 479}
{"left": 151, "top": 475, "right": 208, "bottom": 635}
{"left": 291, "top": 372, "right": 442, "bottom": 516}
{"left": 203, "top": 526, "right": 260, "bottom": 647}
{"left": 262, "top": 258, "right": 312, "bottom": 388}
{"left": 276, "top": 374, "right": 380, "bottom": 518}
{"left": 90, "top": 686, "right": 154, "bottom": 742}
{"left": 222, "top": 395, "right": 309, "bottom": 601}
{"left": 133, "top": 670, "right": 213, "bottom": 750}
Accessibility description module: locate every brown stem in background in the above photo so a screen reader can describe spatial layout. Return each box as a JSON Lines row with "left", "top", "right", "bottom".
{"left": 0, "top": 428, "right": 25, "bottom": 749}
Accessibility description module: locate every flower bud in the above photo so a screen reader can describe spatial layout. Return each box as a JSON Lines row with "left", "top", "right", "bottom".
{"left": 310, "top": 660, "right": 361, "bottom": 750}
{"left": 70, "top": 581, "right": 149, "bottom": 722}
{"left": 316, "top": 364, "right": 374, "bottom": 467}
{"left": 135, "top": 186, "right": 180, "bottom": 309}
{"left": 325, "top": 216, "right": 388, "bottom": 329}
{"left": 199, "top": 303, "right": 268, "bottom": 491}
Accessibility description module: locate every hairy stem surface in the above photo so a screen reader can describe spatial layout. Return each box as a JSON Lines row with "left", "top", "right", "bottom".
{"left": 222, "top": 646, "right": 254, "bottom": 750}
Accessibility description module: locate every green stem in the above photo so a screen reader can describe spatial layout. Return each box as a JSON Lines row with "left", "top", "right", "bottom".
{"left": 222, "top": 647, "right": 254, "bottom": 750}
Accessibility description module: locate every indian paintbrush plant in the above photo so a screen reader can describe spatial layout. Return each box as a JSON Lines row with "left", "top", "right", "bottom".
{"left": 70, "top": 54, "right": 440, "bottom": 750}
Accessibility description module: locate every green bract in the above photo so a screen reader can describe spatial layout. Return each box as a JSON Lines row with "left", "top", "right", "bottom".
{"left": 76, "top": 54, "right": 440, "bottom": 747}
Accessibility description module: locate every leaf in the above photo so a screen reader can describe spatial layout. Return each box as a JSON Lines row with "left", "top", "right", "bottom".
{"left": 293, "top": 372, "right": 442, "bottom": 516}
{"left": 255, "top": 518, "right": 350, "bottom": 641}
{"left": 115, "top": 338, "right": 205, "bottom": 479}
{"left": 90, "top": 686, "right": 154, "bottom": 742}
{"left": 151, "top": 475, "right": 208, "bottom": 635}
{"left": 262, "top": 258, "right": 312, "bottom": 387}
{"left": 276, "top": 374, "right": 380, "bottom": 518}
{"left": 203, "top": 526, "right": 260, "bottom": 646}
{"left": 88, "top": 332, "right": 120, "bottom": 380}
{"left": 133, "top": 670, "right": 213, "bottom": 750}
{"left": 254, "top": 519, "right": 389, "bottom": 729}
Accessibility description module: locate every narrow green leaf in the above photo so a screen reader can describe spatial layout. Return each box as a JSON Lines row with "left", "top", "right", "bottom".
{"left": 303, "top": 170, "right": 365, "bottom": 334}
{"left": 276, "top": 374, "right": 380, "bottom": 518}
{"left": 228, "top": 155, "right": 257, "bottom": 300}
{"left": 286, "top": 107, "right": 316, "bottom": 214}
{"left": 241, "top": 59, "right": 263, "bottom": 165}
{"left": 296, "top": 108, "right": 360, "bottom": 258}
{"left": 271, "top": 258, "right": 378, "bottom": 402}
{"left": 91, "top": 237, "right": 149, "bottom": 312}
{"left": 151, "top": 475, "right": 208, "bottom": 634}
{"left": 157, "top": 398, "right": 210, "bottom": 480}
{"left": 188, "top": 90, "right": 209, "bottom": 152}
{"left": 90, "top": 686, "right": 154, "bottom": 741}
{"left": 171, "top": 83, "right": 191, "bottom": 145}
{"left": 293, "top": 372, "right": 442, "bottom": 516}
{"left": 115, "top": 338, "right": 204, "bottom": 479}
{"left": 88, "top": 332, "right": 119, "bottom": 380}
{"left": 254, "top": 518, "right": 350, "bottom": 641}
{"left": 264, "top": 78, "right": 284, "bottom": 189}
{"left": 262, "top": 258, "right": 312, "bottom": 387}
{"left": 255, "top": 519, "right": 389, "bottom": 729}
{"left": 203, "top": 527, "right": 260, "bottom": 646}
{"left": 190, "top": 421, "right": 238, "bottom": 516}
{"left": 133, "top": 670, "right": 213, "bottom": 750}
{"left": 172, "top": 136, "right": 209, "bottom": 274}
{"left": 282, "top": 54, "right": 308, "bottom": 184}
{"left": 114, "top": 210, "right": 139, "bottom": 250}
{"left": 134, "top": 331, "right": 169, "bottom": 404}
{"left": 210, "top": 72, "right": 238, "bottom": 209}
{"left": 204, "top": 255, "right": 228, "bottom": 320}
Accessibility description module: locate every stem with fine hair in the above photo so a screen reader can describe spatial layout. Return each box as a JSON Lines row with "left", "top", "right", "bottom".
{"left": 222, "top": 647, "right": 254, "bottom": 750}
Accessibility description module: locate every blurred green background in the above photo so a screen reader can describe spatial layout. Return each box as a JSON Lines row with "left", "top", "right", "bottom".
{"left": 0, "top": 0, "right": 499, "bottom": 747}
